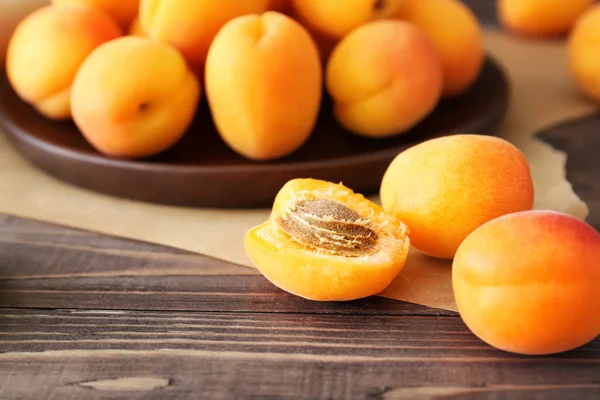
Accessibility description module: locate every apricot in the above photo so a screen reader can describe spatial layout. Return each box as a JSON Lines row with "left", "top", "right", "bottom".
{"left": 71, "top": 36, "right": 201, "bottom": 158}
{"left": 453, "top": 210, "right": 600, "bottom": 355}
{"left": 139, "top": 0, "right": 270, "bottom": 73}
{"left": 498, "top": 0, "right": 595, "bottom": 38}
{"left": 380, "top": 134, "right": 535, "bottom": 259}
{"left": 568, "top": 5, "right": 600, "bottom": 102}
{"left": 52, "top": 0, "right": 139, "bottom": 27}
{"left": 128, "top": 17, "right": 146, "bottom": 37}
{"left": 395, "top": 0, "right": 484, "bottom": 97}
{"left": 326, "top": 20, "right": 443, "bottom": 138}
{"left": 244, "top": 178, "right": 411, "bottom": 301}
{"left": 291, "top": 0, "right": 403, "bottom": 39}
{"left": 5, "top": 4, "right": 122, "bottom": 120}
{"left": 205, "top": 12, "right": 322, "bottom": 161}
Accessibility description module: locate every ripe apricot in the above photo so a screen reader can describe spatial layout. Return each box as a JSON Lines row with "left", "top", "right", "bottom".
{"left": 244, "top": 178, "right": 411, "bottom": 301}
{"left": 291, "top": 0, "right": 403, "bottom": 39}
{"left": 205, "top": 12, "right": 322, "bottom": 161}
{"left": 71, "top": 36, "right": 201, "bottom": 158}
{"left": 380, "top": 134, "right": 535, "bottom": 259}
{"left": 326, "top": 20, "right": 443, "bottom": 138}
{"left": 52, "top": 0, "right": 139, "bottom": 27}
{"left": 498, "top": 0, "right": 594, "bottom": 38}
{"left": 395, "top": 0, "right": 484, "bottom": 97}
{"left": 453, "top": 210, "right": 600, "bottom": 355}
{"left": 139, "top": 0, "right": 270, "bottom": 73}
{"left": 5, "top": 4, "right": 122, "bottom": 120}
{"left": 568, "top": 5, "right": 600, "bottom": 102}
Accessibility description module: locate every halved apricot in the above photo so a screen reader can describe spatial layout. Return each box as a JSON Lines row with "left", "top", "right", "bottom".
{"left": 244, "top": 179, "right": 411, "bottom": 301}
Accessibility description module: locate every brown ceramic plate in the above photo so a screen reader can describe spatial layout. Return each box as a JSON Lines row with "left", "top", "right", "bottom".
{"left": 0, "top": 56, "right": 509, "bottom": 208}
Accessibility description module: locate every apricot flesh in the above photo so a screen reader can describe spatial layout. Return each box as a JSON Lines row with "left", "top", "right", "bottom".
{"left": 395, "top": 0, "right": 484, "bottom": 97}
{"left": 139, "top": 0, "right": 270, "bottom": 73}
{"left": 205, "top": 12, "right": 322, "bottom": 161}
{"left": 380, "top": 134, "right": 535, "bottom": 259}
{"left": 568, "top": 5, "right": 600, "bottom": 102}
{"left": 52, "top": 0, "right": 139, "bottom": 27}
{"left": 71, "top": 36, "right": 201, "bottom": 158}
{"left": 5, "top": 4, "right": 122, "bottom": 120}
{"left": 453, "top": 210, "right": 600, "bottom": 355}
{"left": 244, "top": 179, "right": 411, "bottom": 301}
{"left": 498, "top": 0, "right": 594, "bottom": 38}
{"left": 291, "top": 0, "right": 403, "bottom": 39}
{"left": 326, "top": 20, "right": 443, "bottom": 138}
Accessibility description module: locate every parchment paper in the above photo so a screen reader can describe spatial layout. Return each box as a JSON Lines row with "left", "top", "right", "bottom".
{"left": 0, "top": 6, "right": 596, "bottom": 312}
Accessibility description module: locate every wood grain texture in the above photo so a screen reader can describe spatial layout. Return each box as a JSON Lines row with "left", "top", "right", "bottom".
{"left": 0, "top": 309, "right": 597, "bottom": 400}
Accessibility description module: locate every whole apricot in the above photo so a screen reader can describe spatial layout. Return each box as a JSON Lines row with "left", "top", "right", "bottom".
{"left": 380, "top": 134, "right": 535, "bottom": 259}
{"left": 139, "top": 0, "right": 270, "bottom": 73}
{"left": 291, "top": 0, "right": 403, "bottom": 39}
{"left": 71, "top": 36, "right": 201, "bottom": 158}
{"left": 52, "top": 0, "right": 139, "bottom": 27}
{"left": 568, "top": 5, "right": 600, "bottom": 102}
{"left": 205, "top": 12, "right": 322, "bottom": 161}
{"left": 395, "top": 0, "right": 484, "bottom": 97}
{"left": 326, "top": 20, "right": 443, "bottom": 138}
{"left": 5, "top": 4, "right": 122, "bottom": 120}
{"left": 498, "top": 0, "right": 594, "bottom": 38}
{"left": 244, "top": 178, "right": 411, "bottom": 301}
{"left": 453, "top": 210, "right": 600, "bottom": 355}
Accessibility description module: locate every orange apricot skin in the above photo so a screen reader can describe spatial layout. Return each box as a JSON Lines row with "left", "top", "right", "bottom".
{"left": 244, "top": 179, "right": 411, "bottom": 302}
{"left": 291, "top": 0, "right": 403, "bottom": 39}
{"left": 380, "top": 134, "right": 535, "bottom": 259}
{"left": 568, "top": 5, "right": 600, "bottom": 102}
{"left": 395, "top": 0, "right": 484, "bottom": 97}
{"left": 270, "top": 0, "right": 292, "bottom": 14}
{"left": 140, "top": 0, "right": 270, "bottom": 73}
{"left": 498, "top": 0, "right": 594, "bottom": 38}
{"left": 52, "top": 0, "right": 139, "bottom": 27}
{"left": 128, "top": 17, "right": 147, "bottom": 37}
{"left": 5, "top": 5, "right": 122, "bottom": 120}
{"left": 71, "top": 36, "right": 201, "bottom": 158}
{"left": 205, "top": 12, "right": 322, "bottom": 161}
{"left": 453, "top": 210, "right": 600, "bottom": 355}
{"left": 326, "top": 20, "right": 443, "bottom": 138}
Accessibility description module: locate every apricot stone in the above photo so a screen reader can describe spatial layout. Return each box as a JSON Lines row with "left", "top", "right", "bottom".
{"left": 71, "top": 36, "right": 201, "bottom": 158}
{"left": 453, "top": 210, "right": 600, "bottom": 355}
{"left": 291, "top": 0, "right": 403, "bottom": 39}
{"left": 380, "top": 134, "right": 535, "bottom": 259}
{"left": 326, "top": 20, "right": 443, "bottom": 138}
{"left": 568, "top": 5, "right": 600, "bottom": 102}
{"left": 395, "top": 0, "right": 484, "bottom": 97}
{"left": 498, "top": 0, "right": 594, "bottom": 38}
{"left": 140, "top": 0, "right": 270, "bottom": 73}
{"left": 205, "top": 12, "right": 322, "bottom": 161}
{"left": 5, "top": 4, "right": 122, "bottom": 120}
{"left": 52, "top": 0, "right": 139, "bottom": 27}
{"left": 244, "top": 178, "right": 411, "bottom": 301}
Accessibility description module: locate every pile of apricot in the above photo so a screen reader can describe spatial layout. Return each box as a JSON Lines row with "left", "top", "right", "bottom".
{"left": 5, "top": 0, "right": 487, "bottom": 159}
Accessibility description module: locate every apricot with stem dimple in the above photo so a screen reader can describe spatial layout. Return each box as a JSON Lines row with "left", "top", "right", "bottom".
{"left": 244, "top": 179, "right": 411, "bottom": 302}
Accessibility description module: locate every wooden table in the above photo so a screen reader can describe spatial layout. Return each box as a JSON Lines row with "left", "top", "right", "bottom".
{"left": 1, "top": 3, "right": 599, "bottom": 399}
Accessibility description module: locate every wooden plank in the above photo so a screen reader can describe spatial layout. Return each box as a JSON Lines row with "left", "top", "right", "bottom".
{"left": 0, "top": 214, "right": 455, "bottom": 316}
{"left": 0, "top": 309, "right": 597, "bottom": 400}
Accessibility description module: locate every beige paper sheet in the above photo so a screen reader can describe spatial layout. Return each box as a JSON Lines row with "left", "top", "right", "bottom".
{"left": 0, "top": 14, "right": 596, "bottom": 311}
